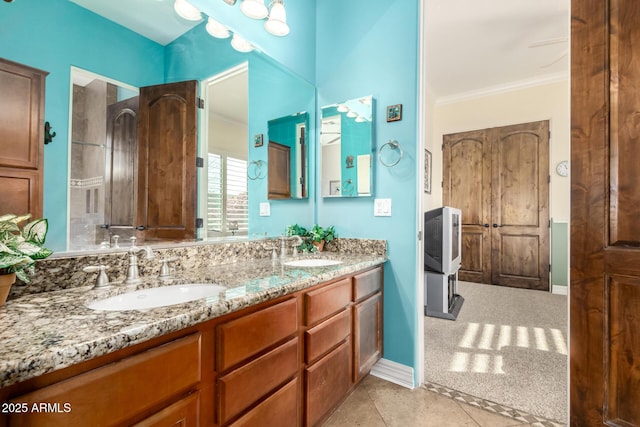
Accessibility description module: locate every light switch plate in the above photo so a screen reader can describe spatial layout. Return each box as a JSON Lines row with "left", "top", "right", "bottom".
{"left": 374, "top": 198, "right": 392, "bottom": 216}
{"left": 259, "top": 202, "right": 271, "bottom": 216}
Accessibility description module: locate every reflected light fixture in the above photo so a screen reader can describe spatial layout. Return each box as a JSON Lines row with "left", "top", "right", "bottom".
{"left": 336, "top": 104, "right": 348, "bottom": 113}
{"left": 206, "top": 17, "right": 230, "bottom": 38}
{"left": 346, "top": 110, "right": 357, "bottom": 118}
{"left": 231, "top": 33, "right": 254, "bottom": 53}
{"left": 240, "top": 0, "right": 268, "bottom": 19}
{"left": 265, "top": 0, "right": 290, "bottom": 36}
{"left": 355, "top": 115, "right": 366, "bottom": 123}
{"left": 174, "top": 0, "right": 202, "bottom": 21}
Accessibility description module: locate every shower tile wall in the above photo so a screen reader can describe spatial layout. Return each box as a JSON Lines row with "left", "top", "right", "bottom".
{"left": 69, "top": 81, "right": 114, "bottom": 249}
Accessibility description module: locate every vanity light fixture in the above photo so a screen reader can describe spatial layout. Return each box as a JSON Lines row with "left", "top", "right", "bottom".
{"left": 174, "top": 0, "right": 202, "bottom": 21}
{"left": 240, "top": 0, "right": 268, "bottom": 19}
{"left": 265, "top": 0, "right": 290, "bottom": 36}
{"left": 355, "top": 115, "right": 366, "bottom": 123}
{"left": 346, "top": 110, "right": 357, "bottom": 118}
{"left": 336, "top": 104, "right": 349, "bottom": 113}
{"left": 231, "top": 33, "right": 254, "bottom": 53}
{"left": 206, "top": 17, "right": 230, "bottom": 38}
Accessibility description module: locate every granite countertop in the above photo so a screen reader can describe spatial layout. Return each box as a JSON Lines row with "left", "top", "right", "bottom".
{"left": 0, "top": 253, "right": 386, "bottom": 389}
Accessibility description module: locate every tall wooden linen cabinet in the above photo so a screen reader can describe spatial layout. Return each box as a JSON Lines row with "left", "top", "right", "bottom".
{"left": 0, "top": 58, "right": 48, "bottom": 218}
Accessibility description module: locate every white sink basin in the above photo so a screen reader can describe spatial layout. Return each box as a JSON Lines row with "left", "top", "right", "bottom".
{"left": 87, "top": 284, "right": 226, "bottom": 311}
{"left": 283, "top": 259, "right": 343, "bottom": 268}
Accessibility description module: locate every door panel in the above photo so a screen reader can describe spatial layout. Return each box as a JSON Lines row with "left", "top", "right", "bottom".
{"left": 267, "top": 141, "right": 291, "bottom": 199}
{"left": 105, "top": 97, "right": 138, "bottom": 229}
{"left": 137, "top": 81, "right": 197, "bottom": 241}
{"left": 571, "top": 0, "right": 640, "bottom": 424}
{"left": 443, "top": 130, "right": 491, "bottom": 284}
{"left": 491, "top": 122, "right": 549, "bottom": 290}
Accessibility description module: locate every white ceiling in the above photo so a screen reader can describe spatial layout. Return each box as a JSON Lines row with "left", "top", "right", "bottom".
{"left": 425, "top": 0, "right": 570, "bottom": 101}
{"left": 69, "top": 0, "right": 570, "bottom": 102}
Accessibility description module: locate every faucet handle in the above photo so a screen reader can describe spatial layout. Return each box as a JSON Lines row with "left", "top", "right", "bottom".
{"left": 83, "top": 265, "right": 110, "bottom": 289}
{"left": 129, "top": 236, "right": 137, "bottom": 248}
{"left": 112, "top": 235, "right": 120, "bottom": 248}
{"left": 159, "top": 257, "right": 179, "bottom": 278}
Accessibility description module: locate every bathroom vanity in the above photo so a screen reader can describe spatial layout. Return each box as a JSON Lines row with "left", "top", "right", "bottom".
{"left": 0, "top": 245, "right": 384, "bottom": 427}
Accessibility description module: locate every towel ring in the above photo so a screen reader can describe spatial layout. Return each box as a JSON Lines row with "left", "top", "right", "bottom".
{"left": 248, "top": 160, "right": 266, "bottom": 180}
{"left": 378, "top": 140, "right": 403, "bottom": 167}
{"left": 341, "top": 179, "right": 354, "bottom": 196}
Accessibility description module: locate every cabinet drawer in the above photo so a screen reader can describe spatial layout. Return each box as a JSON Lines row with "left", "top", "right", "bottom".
{"left": 217, "top": 298, "right": 297, "bottom": 372}
{"left": 229, "top": 378, "right": 298, "bottom": 427}
{"left": 305, "top": 339, "right": 352, "bottom": 427}
{"left": 218, "top": 337, "right": 298, "bottom": 425}
{"left": 304, "top": 277, "right": 351, "bottom": 326}
{"left": 353, "top": 267, "right": 383, "bottom": 302}
{"left": 134, "top": 391, "right": 199, "bottom": 427}
{"left": 8, "top": 333, "right": 201, "bottom": 427}
{"left": 305, "top": 309, "right": 351, "bottom": 364}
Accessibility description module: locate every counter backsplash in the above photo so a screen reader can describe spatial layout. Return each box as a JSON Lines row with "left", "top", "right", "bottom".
{"left": 8, "top": 238, "right": 386, "bottom": 300}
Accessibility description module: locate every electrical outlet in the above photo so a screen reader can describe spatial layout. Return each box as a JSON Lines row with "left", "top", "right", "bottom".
{"left": 259, "top": 202, "right": 271, "bottom": 216}
{"left": 374, "top": 198, "right": 392, "bottom": 216}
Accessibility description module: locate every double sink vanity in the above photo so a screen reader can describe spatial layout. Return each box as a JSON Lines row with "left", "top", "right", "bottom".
{"left": 0, "top": 238, "right": 386, "bottom": 426}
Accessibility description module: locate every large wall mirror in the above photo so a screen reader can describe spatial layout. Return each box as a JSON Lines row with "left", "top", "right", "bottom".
{"left": 320, "top": 96, "right": 374, "bottom": 197}
{"left": 9, "top": 3, "right": 317, "bottom": 252}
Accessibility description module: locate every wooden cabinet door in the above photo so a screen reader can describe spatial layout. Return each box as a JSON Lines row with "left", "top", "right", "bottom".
{"left": 0, "top": 58, "right": 47, "bottom": 217}
{"left": 443, "top": 130, "right": 492, "bottom": 284}
{"left": 137, "top": 80, "right": 198, "bottom": 241}
{"left": 353, "top": 293, "right": 382, "bottom": 382}
{"left": 571, "top": 0, "right": 640, "bottom": 425}
{"left": 443, "top": 121, "right": 550, "bottom": 290}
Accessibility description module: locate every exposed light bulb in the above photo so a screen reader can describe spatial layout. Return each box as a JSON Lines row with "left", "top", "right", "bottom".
{"left": 231, "top": 33, "right": 254, "bottom": 53}
{"left": 173, "top": 0, "right": 202, "bottom": 21}
{"left": 206, "top": 17, "right": 230, "bottom": 39}
{"left": 240, "top": 0, "right": 268, "bottom": 19}
{"left": 265, "top": 0, "right": 289, "bottom": 36}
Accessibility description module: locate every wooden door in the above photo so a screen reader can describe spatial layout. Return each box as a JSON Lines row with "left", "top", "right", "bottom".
{"left": 268, "top": 141, "right": 291, "bottom": 199}
{"left": 490, "top": 122, "right": 550, "bottom": 290}
{"left": 443, "top": 121, "right": 549, "bottom": 290}
{"left": 571, "top": 0, "right": 640, "bottom": 425}
{"left": 137, "top": 81, "right": 198, "bottom": 241}
{"left": 0, "top": 58, "right": 47, "bottom": 218}
{"left": 443, "top": 130, "right": 492, "bottom": 284}
{"left": 105, "top": 96, "right": 138, "bottom": 230}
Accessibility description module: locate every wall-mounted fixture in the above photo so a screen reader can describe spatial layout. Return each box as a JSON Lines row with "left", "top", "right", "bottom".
{"left": 206, "top": 17, "right": 230, "bottom": 38}
{"left": 264, "top": 0, "right": 290, "bottom": 37}
{"left": 240, "top": 0, "right": 268, "bottom": 19}
{"left": 378, "top": 140, "right": 403, "bottom": 167}
{"left": 174, "top": 0, "right": 202, "bottom": 21}
{"left": 386, "top": 104, "right": 402, "bottom": 122}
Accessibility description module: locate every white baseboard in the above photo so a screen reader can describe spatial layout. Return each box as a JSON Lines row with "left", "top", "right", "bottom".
{"left": 370, "top": 358, "right": 415, "bottom": 389}
{"left": 552, "top": 285, "right": 568, "bottom": 295}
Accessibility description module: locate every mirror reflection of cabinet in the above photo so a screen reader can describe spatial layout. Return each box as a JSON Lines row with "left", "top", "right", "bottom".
{"left": 0, "top": 58, "right": 48, "bottom": 218}
{"left": 320, "top": 96, "right": 374, "bottom": 198}
{"left": 267, "top": 112, "right": 309, "bottom": 200}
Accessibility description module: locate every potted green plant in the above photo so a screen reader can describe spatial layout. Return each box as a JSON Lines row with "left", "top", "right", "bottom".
{"left": 308, "top": 225, "right": 336, "bottom": 252}
{"left": 0, "top": 214, "right": 53, "bottom": 306}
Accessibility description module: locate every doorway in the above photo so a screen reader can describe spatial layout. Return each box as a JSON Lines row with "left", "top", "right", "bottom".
{"left": 443, "top": 120, "right": 550, "bottom": 291}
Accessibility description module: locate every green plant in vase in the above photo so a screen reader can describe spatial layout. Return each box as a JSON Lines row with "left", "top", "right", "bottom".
{"left": 0, "top": 214, "right": 53, "bottom": 305}
{"left": 308, "top": 225, "right": 336, "bottom": 252}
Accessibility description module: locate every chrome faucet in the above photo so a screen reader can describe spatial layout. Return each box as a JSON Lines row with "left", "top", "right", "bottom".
{"left": 124, "top": 237, "right": 154, "bottom": 285}
{"left": 280, "top": 235, "right": 303, "bottom": 258}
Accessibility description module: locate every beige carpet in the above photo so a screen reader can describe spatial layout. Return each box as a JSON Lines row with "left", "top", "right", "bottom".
{"left": 424, "top": 281, "right": 568, "bottom": 423}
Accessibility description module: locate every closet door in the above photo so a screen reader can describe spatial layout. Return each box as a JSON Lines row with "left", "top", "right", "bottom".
{"left": 0, "top": 58, "right": 47, "bottom": 217}
{"left": 571, "top": 0, "right": 640, "bottom": 424}
{"left": 490, "top": 122, "right": 549, "bottom": 290}
{"left": 443, "top": 130, "right": 492, "bottom": 284}
{"left": 443, "top": 121, "right": 549, "bottom": 291}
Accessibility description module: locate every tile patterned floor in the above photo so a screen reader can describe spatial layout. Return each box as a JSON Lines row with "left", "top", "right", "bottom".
{"left": 323, "top": 375, "right": 567, "bottom": 427}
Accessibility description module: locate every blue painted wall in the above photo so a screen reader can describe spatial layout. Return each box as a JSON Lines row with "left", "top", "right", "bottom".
{"left": 0, "top": 0, "right": 164, "bottom": 251}
{"left": 316, "top": 0, "right": 421, "bottom": 377}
